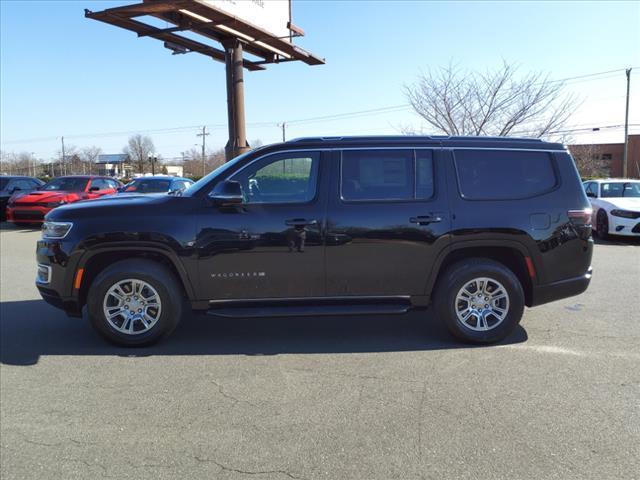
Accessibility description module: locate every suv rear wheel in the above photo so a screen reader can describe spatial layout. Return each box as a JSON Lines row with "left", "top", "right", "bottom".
{"left": 433, "top": 258, "right": 524, "bottom": 343}
{"left": 87, "top": 259, "right": 183, "bottom": 347}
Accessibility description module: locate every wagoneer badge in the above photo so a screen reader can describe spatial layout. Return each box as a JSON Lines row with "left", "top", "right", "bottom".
{"left": 211, "top": 272, "right": 266, "bottom": 278}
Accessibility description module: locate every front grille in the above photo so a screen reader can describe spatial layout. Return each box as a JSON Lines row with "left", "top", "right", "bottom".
{"left": 632, "top": 223, "right": 640, "bottom": 233}
{"left": 13, "top": 210, "right": 44, "bottom": 220}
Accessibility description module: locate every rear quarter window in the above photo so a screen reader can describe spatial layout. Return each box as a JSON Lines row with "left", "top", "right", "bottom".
{"left": 454, "top": 149, "right": 558, "bottom": 200}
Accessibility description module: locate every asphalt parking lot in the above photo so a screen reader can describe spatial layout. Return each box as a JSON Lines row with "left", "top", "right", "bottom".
{"left": 0, "top": 224, "right": 639, "bottom": 480}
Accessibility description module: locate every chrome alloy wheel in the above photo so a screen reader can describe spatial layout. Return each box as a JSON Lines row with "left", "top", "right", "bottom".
{"left": 102, "top": 279, "right": 162, "bottom": 335}
{"left": 455, "top": 277, "right": 510, "bottom": 331}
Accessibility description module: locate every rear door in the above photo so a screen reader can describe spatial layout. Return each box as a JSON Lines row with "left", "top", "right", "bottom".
{"left": 325, "top": 147, "right": 451, "bottom": 297}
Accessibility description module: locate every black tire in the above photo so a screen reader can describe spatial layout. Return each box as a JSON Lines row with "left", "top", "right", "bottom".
{"left": 87, "top": 259, "right": 184, "bottom": 347}
{"left": 433, "top": 258, "right": 525, "bottom": 344}
{"left": 596, "top": 209, "right": 610, "bottom": 239}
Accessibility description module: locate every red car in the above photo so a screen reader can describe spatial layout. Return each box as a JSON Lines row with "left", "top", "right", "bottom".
{"left": 6, "top": 176, "right": 122, "bottom": 224}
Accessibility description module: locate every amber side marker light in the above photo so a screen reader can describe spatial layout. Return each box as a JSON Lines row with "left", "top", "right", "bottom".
{"left": 74, "top": 268, "right": 84, "bottom": 290}
{"left": 524, "top": 257, "right": 536, "bottom": 279}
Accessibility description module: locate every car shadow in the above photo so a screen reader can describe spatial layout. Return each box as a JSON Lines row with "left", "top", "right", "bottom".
{"left": 0, "top": 300, "right": 528, "bottom": 366}
{"left": 593, "top": 234, "right": 640, "bottom": 246}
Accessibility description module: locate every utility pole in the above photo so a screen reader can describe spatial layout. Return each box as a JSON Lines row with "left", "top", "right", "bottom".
{"left": 623, "top": 68, "right": 632, "bottom": 178}
{"left": 196, "top": 126, "right": 209, "bottom": 176}
{"left": 279, "top": 122, "right": 286, "bottom": 142}
{"left": 61, "top": 136, "right": 66, "bottom": 176}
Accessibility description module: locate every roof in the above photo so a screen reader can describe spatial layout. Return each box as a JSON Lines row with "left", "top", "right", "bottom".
{"left": 588, "top": 178, "right": 640, "bottom": 182}
{"left": 130, "top": 176, "right": 191, "bottom": 181}
{"left": 285, "top": 135, "right": 565, "bottom": 150}
{"left": 97, "top": 154, "right": 130, "bottom": 164}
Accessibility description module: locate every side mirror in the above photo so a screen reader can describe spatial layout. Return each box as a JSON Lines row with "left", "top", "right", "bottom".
{"left": 208, "top": 180, "right": 243, "bottom": 206}
{"left": 89, "top": 186, "right": 100, "bottom": 192}
{"left": 9, "top": 187, "right": 21, "bottom": 194}
{"left": 586, "top": 191, "right": 595, "bottom": 198}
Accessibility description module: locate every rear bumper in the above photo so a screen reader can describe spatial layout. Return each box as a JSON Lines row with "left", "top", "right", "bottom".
{"left": 530, "top": 267, "right": 592, "bottom": 307}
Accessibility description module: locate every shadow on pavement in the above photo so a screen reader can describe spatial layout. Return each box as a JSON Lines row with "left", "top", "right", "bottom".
{"left": 593, "top": 235, "right": 640, "bottom": 246}
{"left": 0, "top": 299, "right": 528, "bottom": 366}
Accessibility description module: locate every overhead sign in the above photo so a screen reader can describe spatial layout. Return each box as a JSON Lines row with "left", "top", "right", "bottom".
{"left": 203, "top": 0, "right": 291, "bottom": 42}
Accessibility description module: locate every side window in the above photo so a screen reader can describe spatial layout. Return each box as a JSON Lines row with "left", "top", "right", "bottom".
{"left": 106, "top": 179, "right": 119, "bottom": 189}
{"left": 230, "top": 152, "right": 320, "bottom": 204}
{"left": 9, "top": 179, "right": 34, "bottom": 190}
{"left": 416, "top": 150, "right": 434, "bottom": 199}
{"left": 91, "top": 179, "right": 109, "bottom": 190}
{"left": 454, "top": 150, "right": 557, "bottom": 200}
{"left": 341, "top": 149, "right": 413, "bottom": 201}
{"left": 341, "top": 149, "right": 435, "bottom": 201}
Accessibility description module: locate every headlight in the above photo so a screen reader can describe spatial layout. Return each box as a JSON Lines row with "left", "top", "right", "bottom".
{"left": 45, "top": 201, "right": 66, "bottom": 208}
{"left": 42, "top": 221, "right": 73, "bottom": 239}
{"left": 610, "top": 209, "right": 640, "bottom": 219}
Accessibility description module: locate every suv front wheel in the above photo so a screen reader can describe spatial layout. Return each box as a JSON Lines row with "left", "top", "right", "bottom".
{"left": 87, "top": 259, "right": 184, "bottom": 347}
{"left": 433, "top": 258, "right": 524, "bottom": 343}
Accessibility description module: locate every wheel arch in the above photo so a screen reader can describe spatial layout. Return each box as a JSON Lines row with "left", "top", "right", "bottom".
{"left": 76, "top": 246, "right": 196, "bottom": 308}
{"left": 426, "top": 241, "right": 535, "bottom": 307}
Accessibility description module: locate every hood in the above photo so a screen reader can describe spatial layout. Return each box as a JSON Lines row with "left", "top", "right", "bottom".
{"left": 46, "top": 193, "right": 173, "bottom": 220}
{"left": 601, "top": 197, "right": 640, "bottom": 211}
{"left": 10, "top": 190, "right": 83, "bottom": 204}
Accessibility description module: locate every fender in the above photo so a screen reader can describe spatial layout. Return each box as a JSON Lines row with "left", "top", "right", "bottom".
{"left": 423, "top": 237, "right": 538, "bottom": 298}
{"left": 75, "top": 241, "right": 197, "bottom": 301}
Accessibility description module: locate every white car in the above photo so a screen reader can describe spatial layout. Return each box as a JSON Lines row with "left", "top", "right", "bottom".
{"left": 582, "top": 179, "right": 640, "bottom": 238}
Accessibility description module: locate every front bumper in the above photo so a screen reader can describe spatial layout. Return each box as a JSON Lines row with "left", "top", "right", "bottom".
{"left": 530, "top": 267, "right": 592, "bottom": 307}
{"left": 6, "top": 205, "right": 52, "bottom": 223}
{"left": 608, "top": 215, "right": 640, "bottom": 236}
{"left": 35, "top": 238, "right": 83, "bottom": 318}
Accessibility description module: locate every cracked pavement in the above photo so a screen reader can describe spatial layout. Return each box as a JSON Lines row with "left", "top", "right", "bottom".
{"left": 1, "top": 225, "right": 639, "bottom": 479}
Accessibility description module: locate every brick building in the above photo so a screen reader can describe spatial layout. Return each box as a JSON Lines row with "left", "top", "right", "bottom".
{"left": 568, "top": 134, "right": 640, "bottom": 178}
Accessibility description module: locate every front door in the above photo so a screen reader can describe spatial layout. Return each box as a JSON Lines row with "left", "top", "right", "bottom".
{"left": 325, "top": 148, "right": 451, "bottom": 297}
{"left": 195, "top": 150, "right": 328, "bottom": 301}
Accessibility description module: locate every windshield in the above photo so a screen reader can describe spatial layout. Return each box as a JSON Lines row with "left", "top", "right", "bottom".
{"left": 41, "top": 177, "right": 88, "bottom": 192}
{"left": 182, "top": 149, "right": 258, "bottom": 197}
{"left": 600, "top": 182, "right": 640, "bottom": 198}
{"left": 125, "top": 179, "right": 172, "bottom": 193}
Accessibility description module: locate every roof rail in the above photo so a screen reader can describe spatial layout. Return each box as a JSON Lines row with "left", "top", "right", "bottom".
{"left": 287, "top": 135, "right": 544, "bottom": 143}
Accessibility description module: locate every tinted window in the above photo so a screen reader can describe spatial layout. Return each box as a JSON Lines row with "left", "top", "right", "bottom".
{"left": 91, "top": 179, "right": 111, "bottom": 190}
{"left": 454, "top": 150, "right": 557, "bottom": 200}
{"left": 106, "top": 179, "right": 120, "bottom": 189}
{"left": 0, "top": 178, "right": 9, "bottom": 190}
{"left": 342, "top": 150, "right": 413, "bottom": 201}
{"left": 231, "top": 152, "right": 320, "bottom": 204}
{"left": 341, "top": 149, "right": 435, "bottom": 201}
{"left": 10, "top": 179, "right": 37, "bottom": 190}
{"left": 416, "top": 150, "right": 434, "bottom": 199}
{"left": 41, "top": 177, "right": 88, "bottom": 192}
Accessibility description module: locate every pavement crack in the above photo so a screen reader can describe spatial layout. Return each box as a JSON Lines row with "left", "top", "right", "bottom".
{"left": 210, "top": 378, "right": 260, "bottom": 408}
{"left": 193, "top": 456, "right": 308, "bottom": 479}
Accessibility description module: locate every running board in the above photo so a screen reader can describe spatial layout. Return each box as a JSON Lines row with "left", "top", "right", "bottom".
{"left": 206, "top": 299, "right": 411, "bottom": 318}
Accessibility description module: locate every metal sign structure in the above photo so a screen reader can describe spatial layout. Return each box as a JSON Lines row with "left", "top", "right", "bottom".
{"left": 85, "top": 0, "right": 324, "bottom": 160}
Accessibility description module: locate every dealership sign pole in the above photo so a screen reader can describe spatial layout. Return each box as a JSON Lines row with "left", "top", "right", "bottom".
{"left": 85, "top": 0, "right": 324, "bottom": 161}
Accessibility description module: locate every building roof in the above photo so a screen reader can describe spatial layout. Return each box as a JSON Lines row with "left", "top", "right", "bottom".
{"left": 97, "top": 154, "right": 130, "bottom": 164}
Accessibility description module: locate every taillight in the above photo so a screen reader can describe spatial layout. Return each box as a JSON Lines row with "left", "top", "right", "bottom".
{"left": 568, "top": 208, "right": 592, "bottom": 225}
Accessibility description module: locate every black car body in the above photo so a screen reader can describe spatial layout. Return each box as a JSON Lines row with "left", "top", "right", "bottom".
{"left": 36, "top": 136, "right": 593, "bottom": 346}
{"left": 0, "top": 176, "right": 44, "bottom": 221}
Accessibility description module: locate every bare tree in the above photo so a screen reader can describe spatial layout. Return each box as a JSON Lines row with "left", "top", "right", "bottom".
{"left": 124, "top": 134, "right": 155, "bottom": 174}
{"left": 81, "top": 146, "right": 102, "bottom": 175}
{"left": 404, "top": 61, "right": 577, "bottom": 138}
{"left": 569, "top": 144, "right": 608, "bottom": 178}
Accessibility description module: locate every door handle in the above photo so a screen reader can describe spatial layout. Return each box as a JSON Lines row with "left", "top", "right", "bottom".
{"left": 285, "top": 218, "right": 318, "bottom": 227}
{"left": 409, "top": 215, "right": 442, "bottom": 225}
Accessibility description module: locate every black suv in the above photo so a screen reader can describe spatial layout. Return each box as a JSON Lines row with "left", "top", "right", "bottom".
{"left": 36, "top": 136, "right": 593, "bottom": 347}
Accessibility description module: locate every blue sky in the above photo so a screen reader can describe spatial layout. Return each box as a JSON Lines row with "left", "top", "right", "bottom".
{"left": 1, "top": 0, "right": 639, "bottom": 161}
